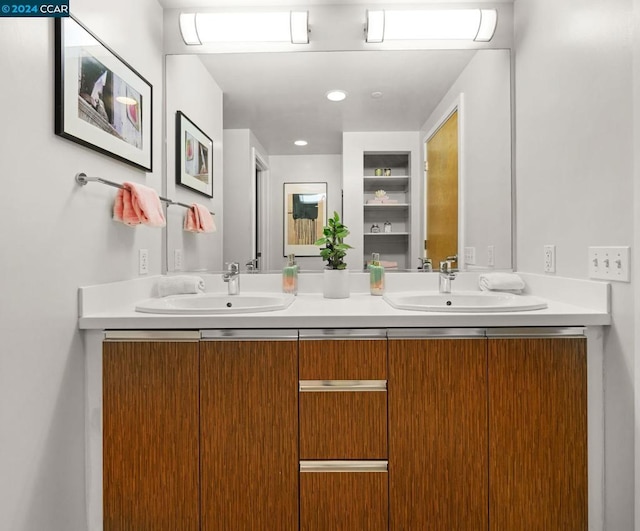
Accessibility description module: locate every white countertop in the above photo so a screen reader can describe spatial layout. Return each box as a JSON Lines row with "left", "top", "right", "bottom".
{"left": 77, "top": 271, "right": 611, "bottom": 330}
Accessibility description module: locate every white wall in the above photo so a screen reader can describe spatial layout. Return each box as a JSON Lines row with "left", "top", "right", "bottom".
{"left": 420, "top": 49, "right": 512, "bottom": 270}
{"left": 222, "top": 129, "right": 269, "bottom": 269}
{"left": 0, "top": 1, "right": 164, "bottom": 530}
{"left": 514, "top": 0, "right": 635, "bottom": 528}
{"left": 165, "top": 55, "right": 223, "bottom": 273}
{"left": 634, "top": 2, "right": 640, "bottom": 528}
{"left": 267, "top": 155, "right": 343, "bottom": 271}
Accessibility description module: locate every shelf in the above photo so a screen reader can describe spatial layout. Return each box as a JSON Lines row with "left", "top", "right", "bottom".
{"left": 364, "top": 203, "right": 409, "bottom": 209}
{"left": 364, "top": 232, "right": 410, "bottom": 237}
{"left": 363, "top": 176, "right": 409, "bottom": 191}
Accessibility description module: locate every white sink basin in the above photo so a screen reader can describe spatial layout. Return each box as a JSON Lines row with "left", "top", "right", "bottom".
{"left": 383, "top": 291, "right": 548, "bottom": 313}
{"left": 135, "top": 292, "right": 295, "bottom": 315}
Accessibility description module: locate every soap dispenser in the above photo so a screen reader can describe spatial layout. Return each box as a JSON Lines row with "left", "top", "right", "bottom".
{"left": 368, "top": 253, "right": 385, "bottom": 296}
{"left": 282, "top": 253, "right": 299, "bottom": 295}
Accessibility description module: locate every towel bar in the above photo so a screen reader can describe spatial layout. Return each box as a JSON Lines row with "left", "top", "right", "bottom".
{"left": 74, "top": 173, "right": 215, "bottom": 216}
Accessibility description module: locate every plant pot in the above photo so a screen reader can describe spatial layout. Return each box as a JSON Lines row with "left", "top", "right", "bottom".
{"left": 323, "top": 269, "right": 350, "bottom": 299}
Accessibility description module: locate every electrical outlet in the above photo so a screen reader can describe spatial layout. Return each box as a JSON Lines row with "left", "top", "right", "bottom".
{"left": 487, "top": 245, "right": 495, "bottom": 267}
{"left": 543, "top": 245, "right": 556, "bottom": 273}
{"left": 174, "top": 249, "right": 183, "bottom": 271}
{"left": 139, "top": 249, "right": 149, "bottom": 275}
{"left": 464, "top": 246, "right": 476, "bottom": 265}
{"left": 588, "top": 246, "right": 630, "bottom": 282}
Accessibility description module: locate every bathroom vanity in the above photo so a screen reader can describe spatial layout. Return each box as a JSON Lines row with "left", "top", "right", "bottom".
{"left": 79, "top": 272, "right": 609, "bottom": 530}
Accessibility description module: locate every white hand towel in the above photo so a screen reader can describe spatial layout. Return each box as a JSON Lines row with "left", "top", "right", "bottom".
{"left": 478, "top": 272, "right": 525, "bottom": 293}
{"left": 156, "top": 275, "right": 205, "bottom": 297}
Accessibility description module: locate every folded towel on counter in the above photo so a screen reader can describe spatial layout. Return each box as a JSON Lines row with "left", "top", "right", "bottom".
{"left": 184, "top": 203, "right": 216, "bottom": 233}
{"left": 113, "top": 182, "right": 166, "bottom": 227}
{"left": 156, "top": 275, "right": 205, "bottom": 297}
{"left": 479, "top": 272, "right": 525, "bottom": 293}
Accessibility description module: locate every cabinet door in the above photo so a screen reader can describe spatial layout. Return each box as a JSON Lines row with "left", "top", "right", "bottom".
{"left": 299, "top": 337, "right": 388, "bottom": 460}
{"left": 200, "top": 339, "right": 298, "bottom": 530}
{"left": 388, "top": 338, "right": 488, "bottom": 530}
{"left": 489, "top": 337, "right": 587, "bottom": 530}
{"left": 300, "top": 469, "right": 388, "bottom": 530}
{"left": 103, "top": 340, "right": 200, "bottom": 531}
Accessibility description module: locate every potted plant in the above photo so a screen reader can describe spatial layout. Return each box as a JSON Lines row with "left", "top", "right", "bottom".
{"left": 314, "top": 211, "right": 353, "bottom": 298}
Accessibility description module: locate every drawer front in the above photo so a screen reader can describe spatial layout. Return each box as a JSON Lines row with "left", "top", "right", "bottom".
{"left": 299, "top": 339, "right": 387, "bottom": 380}
{"left": 300, "top": 469, "right": 388, "bottom": 531}
{"left": 300, "top": 389, "right": 387, "bottom": 459}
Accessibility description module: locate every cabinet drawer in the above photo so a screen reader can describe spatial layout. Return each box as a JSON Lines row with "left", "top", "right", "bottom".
{"left": 300, "top": 387, "right": 387, "bottom": 459}
{"left": 300, "top": 466, "right": 388, "bottom": 531}
{"left": 299, "top": 339, "right": 387, "bottom": 380}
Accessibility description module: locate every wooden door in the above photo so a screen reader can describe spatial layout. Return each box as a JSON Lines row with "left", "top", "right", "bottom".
{"left": 489, "top": 337, "right": 588, "bottom": 530}
{"left": 200, "top": 339, "right": 299, "bottom": 530}
{"left": 388, "top": 338, "right": 488, "bottom": 530}
{"left": 103, "top": 340, "right": 200, "bottom": 531}
{"left": 426, "top": 110, "right": 458, "bottom": 266}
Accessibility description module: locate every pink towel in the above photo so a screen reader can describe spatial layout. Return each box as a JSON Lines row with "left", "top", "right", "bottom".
{"left": 113, "top": 182, "right": 166, "bottom": 227}
{"left": 184, "top": 203, "right": 216, "bottom": 233}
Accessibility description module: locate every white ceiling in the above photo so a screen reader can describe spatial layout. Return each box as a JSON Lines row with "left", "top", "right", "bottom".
{"left": 199, "top": 49, "right": 476, "bottom": 155}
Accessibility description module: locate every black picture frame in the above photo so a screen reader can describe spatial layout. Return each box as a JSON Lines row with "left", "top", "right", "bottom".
{"left": 175, "top": 111, "right": 213, "bottom": 198}
{"left": 55, "top": 15, "right": 153, "bottom": 171}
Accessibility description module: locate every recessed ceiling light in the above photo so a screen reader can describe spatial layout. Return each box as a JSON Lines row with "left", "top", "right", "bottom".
{"left": 294, "top": 140, "right": 308, "bottom": 146}
{"left": 326, "top": 90, "right": 347, "bottom": 102}
{"left": 371, "top": 91, "right": 383, "bottom": 99}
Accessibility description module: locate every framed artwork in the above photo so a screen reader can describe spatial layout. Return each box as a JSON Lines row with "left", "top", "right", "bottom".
{"left": 55, "top": 15, "right": 153, "bottom": 171}
{"left": 176, "top": 111, "right": 213, "bottom": 198}
{"left": 283, "top": 182, "right": 328, "bottom": 257}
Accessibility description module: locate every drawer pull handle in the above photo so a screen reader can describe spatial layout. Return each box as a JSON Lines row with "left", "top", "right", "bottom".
{"left": 299, "top": 380, "right": 387, "bottom": 392}
{"left": 300, "top": 460, "right": 388, "bottom": 472}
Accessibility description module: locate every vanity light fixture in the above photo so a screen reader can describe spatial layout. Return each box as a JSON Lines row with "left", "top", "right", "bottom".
{"left": 365, "top": 8, "right": 498, "bottom": 43}
{"left": 294, "top": 140, "right": 308, "bottom": 146}
{"left": 326, "top": 90, "right": 348, "bottom": 102}
{"left": 179, "top": 11, "right": 309, "bottom": 45}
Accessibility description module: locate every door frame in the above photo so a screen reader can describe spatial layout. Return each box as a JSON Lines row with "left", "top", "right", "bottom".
{"left": 251, "top": 147, "right": 270, "bottom": 271}
{"left": 422, "top": 94, "right": 466, "bottom": 270}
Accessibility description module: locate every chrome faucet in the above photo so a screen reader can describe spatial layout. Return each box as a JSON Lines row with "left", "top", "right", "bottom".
{"left": 439, "top": 258, "right": 457, "bottom": 293}
{"left": 418, "top": 257, "right": 433, "bottom": 272}
{"left": 223, "top": 262, "right": 240, "bottom": 295}
{"left": 245, "top": 258, "right": 259, "bottom": 273}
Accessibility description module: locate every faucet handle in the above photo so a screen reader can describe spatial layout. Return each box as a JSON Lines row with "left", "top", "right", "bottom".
{"left": 225, "top": 262, "right": 239, "bottom": 273}
{"left": 245, "top": 258, "right": 258, "bottom": 272}
{"left": 440, "top": 260, "right": 458, "bottom": 274}
{"left": 418, "top": 257, "right": 432, "bottom": 271}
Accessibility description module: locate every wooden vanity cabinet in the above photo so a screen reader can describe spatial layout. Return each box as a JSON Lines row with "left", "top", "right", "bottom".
{"left": 299, "top": 331, "right": 389, "bottom": 531}
{"left": 488, "top": 333, "right": 588, "bottom": 530}
{"left": 101, "top": 328, "right": 588, "bottom": 531}
{"left": 200, "top": 331, "right": 299, "bottom": 531}
{"left": 102, "top": 336, "right": 200, "bottom": 531}
{"left": 388, "top": 333, "right": 489, "bottom": 530}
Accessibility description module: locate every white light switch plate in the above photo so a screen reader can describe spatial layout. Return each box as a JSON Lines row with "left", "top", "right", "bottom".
{"left": 464, "top": 246, "right": 476, "bottom": 265}
{"left": 588, "top": 246, "right": 630, "bottom": 282}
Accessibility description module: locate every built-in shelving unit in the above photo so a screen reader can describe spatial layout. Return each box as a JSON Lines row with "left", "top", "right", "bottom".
{"left": 363, "top": 152, "right": 411, "bottom": 269}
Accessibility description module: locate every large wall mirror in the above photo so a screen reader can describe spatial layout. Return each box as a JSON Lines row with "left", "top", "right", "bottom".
{"left": 164, "top": 47, "right": 512, "bottom": 273}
